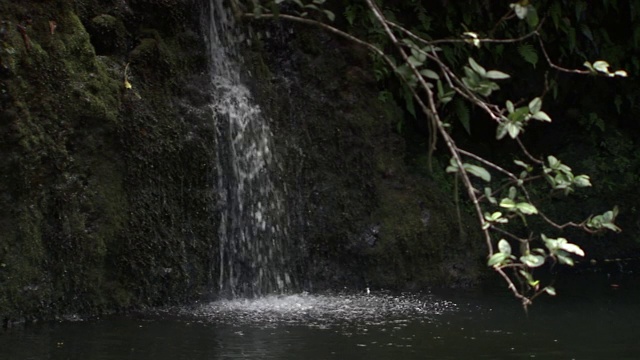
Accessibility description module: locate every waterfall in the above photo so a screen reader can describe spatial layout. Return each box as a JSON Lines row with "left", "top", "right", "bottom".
{"left": 203, "top": 0, "right": 293, "bottom": 297}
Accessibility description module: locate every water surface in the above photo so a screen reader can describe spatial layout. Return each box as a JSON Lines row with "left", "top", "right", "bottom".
{"left": 2, "top": 282, "right": 639, "bottom": 359}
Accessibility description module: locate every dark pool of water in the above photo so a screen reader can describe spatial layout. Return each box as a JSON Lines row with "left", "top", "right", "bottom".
{"left": 2, "top": 276, "right": 639, "bottom": 359}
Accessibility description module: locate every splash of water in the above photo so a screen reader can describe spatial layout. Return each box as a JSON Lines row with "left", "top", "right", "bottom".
{"left": 203, "top": 0, "right": 292, "bottom": 298}
{"left": 184, "top": 292, "right": 458, "bottom": 326}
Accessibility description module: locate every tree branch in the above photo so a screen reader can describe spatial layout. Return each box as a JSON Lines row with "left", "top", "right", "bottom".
{"left": 241, "top": 2, "right": 621, "bottom": 307}
{"left": 538, "top": 37, "right": 591, "bottom": 75}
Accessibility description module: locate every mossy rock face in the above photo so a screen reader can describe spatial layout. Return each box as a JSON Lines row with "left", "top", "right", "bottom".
{"left": 87, "top": 14, "right": 127, "bottom": 55}
{"left": 126, "top": 0, "right": 197, "bottom": 34}
{"left": 0, "top": 0, "right": 213, "bottom": 321}
{"left": 367, "top": 176, "right": 482, "bottom": 289}
{"left": 0, "top": 1, "right": 126, "bottom": 318}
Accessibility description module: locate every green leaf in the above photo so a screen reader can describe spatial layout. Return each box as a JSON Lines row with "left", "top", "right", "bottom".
{"left": 445, "top": 157, "right": 458, "bottom": 173}
{"left": 499, "top": 198, "right": 516, "bottom": 209}
{"left": 303, "top": 4, "right": 320, "bottom": 11}
{"left": 526, "top": 6, "right": 539, "bottom": 28}
{"left": 461, "top": 67, "right": 477, "bottom": 83}
{"left": 519, "top": 270, "right": 539, "bottom": 287}
{"left": 518, "top": 44, "right": 538, "bottom": 68}
{"left": 411, "top": 48, "right": 426, "bottom": 63}
{"left": 402, "top": 38, "right": 417, "bottom": 48}
{"left": 544, "top": 236, "right": 585, "bottom": 258}
{"left": 490, "top": 212, "right": 503, "bottom": 221}
{"left": 581, "top": 24, "right": 594, "bottom": 43}
{"left": 468, "top": 57, "right": 486, "bottom": 76}
{"left": 485, "top": 70, "right": 510, "bottom": 80}
{"left": 508, "top": 106, "right": 529, "bottom": 122}
{"left": 544, "top": 286, "right": 557, "bottom": 296}
{"left": 558, "top": 241, "right": 585, "bottom": 257}
{"left": 420, "top": 69, "right": 440, "bottom": 80}
{"left": 521, "top": 253, "right": 545, "bottom": 268}
{"left": 506, "top": 122, "right": 521, "bottom": 138}
{"left": 344, "top": 6, "right": 356, "bottom": 25}
{"left": 603, "top": 223, "right": 622, "bottom": 232}
{"left": 496, "top": 123, "right": 508, "bottom": 140}
{"left": 462, "top": 32, "right": 480, "bottom": 47}
{"left": 532, "top": 111, "right": 552, "bottom": 122}
{"left": 514, "top": 159, "right": 529, "bottom": 168}
{"left": 593, "top": 60, "right": 610, "bottom": 73}
{"left": 550, "top": 1, "right": 561, "bottom": 28}
{"left": 475, "top": 81, "right": 499, "bottom": 96}
{"left": 513, "top": 4, "right": 528, "bottom": 19}
{"left": 484, "top": 187, "right": 497, "bottom": 205}
{"left": 557, "top": 163, "right": 572, "bottom": 174}
{"left": 323, "top": 10, "right": 335, "bottom": 21}
{"left": 603, "top": 210, "right": 614, "bottom": 222}
{"left": 498, "top": 239, "right": 511, "bottom": 255}
{"left": 487, "top": 252, "right": 508, "bottom": 267}
{"left": 583, "top": 61, "right": 595, "bottom": 73}
{"left": 556, "top": 253, "right": 575, "bottom": 266}
{"left": 407, "top": 55, "right": 423, "bottom": 67}
{"left": 445, "top": 165, "right": 458, "bottom": 173}
{"left": 464, "top": 164, "right": 491, "bottom": 182}
{"left": 508, "top": 186, "right": 517, "bottom": 199}
{"left": 403, "top": 85, "right": 416, "bottom": 117}
{"left": 506, "top": 100, "right": 514, "bottom": 114}
{"left": 516, "top": 202, "right": 538, "bottom": 215}
{"left": 614, "top": 96, "right": 623, "bottom": 114}
{"left": 454, "top": 99, "right": 471, "bottom": 135}
{"left": 437, "top": 80, "right": 454, "bottom": 103}
{"left": 528, "top": 97, "right": 542, "bottom": 114}
{"left": 573, "top": 174, "right": 592, "bottom": 187}
{"left": 254, "top": 3, "right": 263, "bottom": 16}
{"left": 547, "top": 155, "right": 560, "bottom": 169}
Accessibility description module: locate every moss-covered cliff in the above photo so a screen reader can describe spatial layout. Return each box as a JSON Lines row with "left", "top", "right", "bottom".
{"left": 0, "top": 0, "right": 216, "bottom": 320}
{"left": 0, "top": 0, "right": 483, "bottom": 322}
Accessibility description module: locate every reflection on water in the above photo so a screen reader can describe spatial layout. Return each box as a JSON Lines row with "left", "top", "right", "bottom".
{"left": 2, "top": 284, "right": 640, "bottom": 359}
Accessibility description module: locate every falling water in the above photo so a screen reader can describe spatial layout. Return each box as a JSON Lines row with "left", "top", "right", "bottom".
{"left": 203, "top": 0, "right": 292, "bottom": 297}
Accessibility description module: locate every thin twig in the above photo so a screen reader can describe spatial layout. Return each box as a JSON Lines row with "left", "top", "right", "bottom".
{"left": 496, "top": 268, "right": 532, "bottom": 307}
{"left": 491, "top": 226, "right": 529, "bottom": 243}
{"left": 243, "top": 13, "right": 386, "bottom": 58}
{"left": 537, "top": 211, "right": 594, "bottom": 232}
{"left": 516, "top": 138, "right": 543, "bottom": 164}
{"left": 386, "top": 18, "right": 542, "bottom": 47}
{"left": 538, "top": 37, "right": 591, "bottom": 75}
{"left": 458, "top": 149, "right": 518, "bottom": 180}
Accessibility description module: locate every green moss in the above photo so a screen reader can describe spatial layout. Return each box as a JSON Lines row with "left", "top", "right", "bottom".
{"left": 0, "top": 0, "right": 212, "bottom": 320}
{"left": 0, "top": 205, "right": 49, "bottom": 317}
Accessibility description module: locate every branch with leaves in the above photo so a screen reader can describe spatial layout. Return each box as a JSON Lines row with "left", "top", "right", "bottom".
{"left": 239, "top": 0, "right": 625, "bottom": 308}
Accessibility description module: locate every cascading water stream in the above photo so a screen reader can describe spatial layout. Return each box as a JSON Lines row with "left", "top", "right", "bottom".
{"left": 203, "top": 0, "right": 293, "bottom": 298}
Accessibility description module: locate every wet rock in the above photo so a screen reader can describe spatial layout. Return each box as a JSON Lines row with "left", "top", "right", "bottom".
{"left": 87, "top": 14, "right": 127, "bottom": 56}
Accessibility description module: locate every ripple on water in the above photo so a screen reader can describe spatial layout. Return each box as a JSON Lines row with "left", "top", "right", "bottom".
{"left": 181, "top": 292, "right": 457, "bottom": 327}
